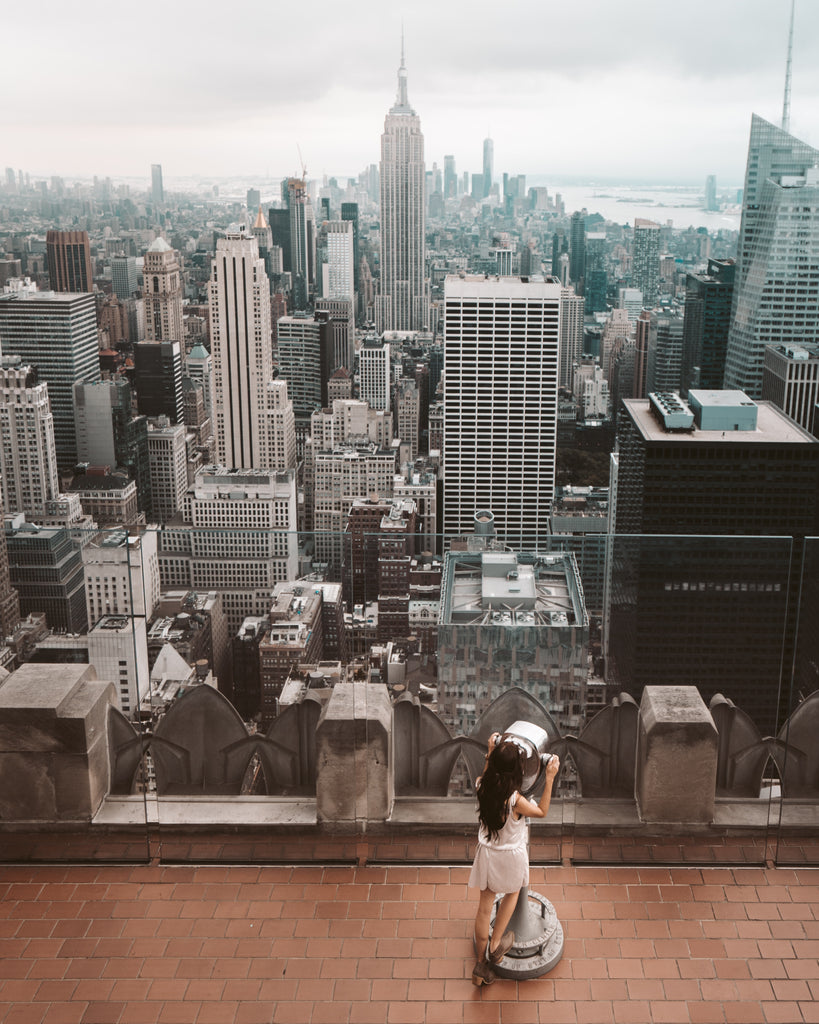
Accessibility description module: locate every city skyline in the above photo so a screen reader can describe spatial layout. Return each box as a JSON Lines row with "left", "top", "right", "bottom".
{"left": 6, "top": 1, "right": 819, "bottom": 184}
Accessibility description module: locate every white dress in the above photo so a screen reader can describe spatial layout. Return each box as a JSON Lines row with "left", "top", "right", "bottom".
{"left": 468, "top": 791, "right": 529, "bottom": 894}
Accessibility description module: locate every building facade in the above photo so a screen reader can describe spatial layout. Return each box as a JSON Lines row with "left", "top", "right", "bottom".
{"left": 724, "top": 115, "right": 819, "bottom": 398}
{"left": 376, "top": 50, "right": 427, "bottom": 332}
{"left": 442, "top": 275, "right": 561, "bottom": 547}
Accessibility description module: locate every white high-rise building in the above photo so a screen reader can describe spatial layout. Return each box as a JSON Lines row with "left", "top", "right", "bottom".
{"left": 82, "top": 528, "right": 160, "bottom": 626}
{"left": 376, "top": 46, "right": 427, "bottom": 332}
{"left": 0, "top": 364, "right": 59, "bottom": 517}
{"left": 143, "top": 238, "right": 183, "bottom": 343}
{"left": 559, "top": 288, "right": 585, "bottom": 391}
{"left": 147, "top": 420, "right": 188, "bottom": 522}
{"left": 265, "top": 380, "right": 297, "bottom": 471}
{"left": 208, "top": 230, "right": 273, "bottom": 469}
{"left": 724, "top": 115, "right": 819, "bottom": 398}
{"left": 321, "top": 221, "right": 355, "bottom": 304}
{"left": 443, "top": 275, "right": 561, "bottom": 547}
{"left": 359, "top": 337, "right": 391, "bottom": 412}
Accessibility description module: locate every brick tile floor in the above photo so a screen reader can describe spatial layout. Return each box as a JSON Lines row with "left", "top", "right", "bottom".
{"left": 0, "top": 864, "right": 818, "bottom": 1023}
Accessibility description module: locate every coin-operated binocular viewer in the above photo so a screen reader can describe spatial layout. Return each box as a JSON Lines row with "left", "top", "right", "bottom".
{"left": 481, "top": 720, "right": 565, "bottom": 980}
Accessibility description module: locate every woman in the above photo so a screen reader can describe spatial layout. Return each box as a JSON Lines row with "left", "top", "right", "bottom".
{"left": 468, "top": 732, "right": 560, "bottom": 987}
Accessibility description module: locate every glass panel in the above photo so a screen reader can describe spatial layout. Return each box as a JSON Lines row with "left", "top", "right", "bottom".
{"left": 775, "top": 536, "right": 819, "bottom": 866}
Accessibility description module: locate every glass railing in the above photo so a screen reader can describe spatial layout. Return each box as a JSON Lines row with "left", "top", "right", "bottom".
{"left": 2, "top": 523, "right": 818, "bottom": 865}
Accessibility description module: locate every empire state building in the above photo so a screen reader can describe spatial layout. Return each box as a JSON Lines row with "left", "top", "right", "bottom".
{"left": 376, "top": 47, "right": 428, "bottom": 333}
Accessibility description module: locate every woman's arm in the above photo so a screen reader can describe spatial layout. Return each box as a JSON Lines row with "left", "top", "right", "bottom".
{"left": 476, "top": 732, "right": 502, "bottom": 787}
{"left": 514, "top": 755, "right": 560, "bottom": 820}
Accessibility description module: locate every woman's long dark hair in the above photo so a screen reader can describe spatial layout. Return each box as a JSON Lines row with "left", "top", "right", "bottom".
{"left": 477, "top": 741, "right": 524, "bottom": 840}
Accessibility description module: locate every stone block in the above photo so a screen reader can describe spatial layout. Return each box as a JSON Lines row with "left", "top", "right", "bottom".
{"left": 0, "top": 663, "right": 116, "bottom": 821}
{"left": 636, "top": 686, "right": 718, "bottom": 824}
{"left": 316, "top": 682, "right": 392, "bottom": 826}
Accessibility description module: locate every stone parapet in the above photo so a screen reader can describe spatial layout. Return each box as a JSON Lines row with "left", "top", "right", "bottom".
{"left": 316, "top": 681, "right": 392, "bottom": 827}
{"left": 0, "top": 664, "right": 115, "bottom": 821}
{"left": 636, "top": 686, "right": 718, "bottom": 824}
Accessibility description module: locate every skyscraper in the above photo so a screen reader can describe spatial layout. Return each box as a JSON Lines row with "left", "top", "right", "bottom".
{"left": 443, "top": 275, "right": 561, "bottom": 547}
{"left": 482, "top": 137, "right": 493, "bottom": 198}
{"left": 443, "top": 155, "right": 457, "bottom": 199}
{"left": 111, "top": 255, "right": 138, "bottom": 300}
{"left": 208, "top": 229, "right": 273, "bottom": 470}
{"left": 46, "top": 231, "right": 93, "bottom": 293}
{"left": 359, "top": 337, "right": 391, "bottom": 413}
{"left": 0, "top": 364, "right": 59, "bottom": 517}
{"left": 631, "top": 219, "right": 660, "bottom": 308}
{"left": 143, "top": 237, "right": 183, "bottom": 343}
{"left": 723, "top": 115, "right": 819, "bottom": 398}
{"left": 151, "top": 164, "right": 164, "bottom": 204}
{"left": 569, "top": 210, "right": 586, "bottom": 291}
{"left": 607, "top": 390, "right": 819, "bottom": 729}
{"left": 681, "top": 258, "right": 735, "bottom": 394}
{"left": 376, "top": 45, "right": 427, "bottom": 332}
{"left": 319, "top": 221, "right": 355, "bottom": 304}
{"left": 133, "top": 340, "right": 184, "bottom": 424}
{"left": 0, "top": 289, "right": 99, "bottom": 469}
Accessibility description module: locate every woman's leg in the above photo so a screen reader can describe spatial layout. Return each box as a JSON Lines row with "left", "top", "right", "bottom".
{"left": 489, "top": 890, "right": 519, "bottom": 953}
{"left": 473, "top": 888, "right": 496, "bottom": 962}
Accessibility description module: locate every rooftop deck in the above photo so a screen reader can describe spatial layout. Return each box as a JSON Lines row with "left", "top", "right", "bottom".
{"left": 1, "top": 859, "right": 817, "bottom": 1024}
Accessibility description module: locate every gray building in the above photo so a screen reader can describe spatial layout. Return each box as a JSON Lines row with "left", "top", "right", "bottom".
{"left": 437, "top": 545, "right": 588, "bottom": 736}
{"left": 0, "top": 289, "right": 99, "bottom": 469}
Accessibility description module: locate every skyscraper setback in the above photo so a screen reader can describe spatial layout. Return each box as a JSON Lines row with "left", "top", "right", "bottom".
{"left": 723, "top": 115, "right": 819, "bottom": 398}
{"left": 376, "top": 45, "right": 427, "bottom": 332}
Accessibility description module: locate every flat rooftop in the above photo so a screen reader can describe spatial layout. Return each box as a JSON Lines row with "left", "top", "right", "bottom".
{"left": 624, "top": 398, "right": 816, "bottom": 445}
{"left": 1, "top": 860, "right": 816, "bottom": 1024}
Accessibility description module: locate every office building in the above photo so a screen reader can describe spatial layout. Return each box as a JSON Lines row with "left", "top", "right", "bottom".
{"left": 646, "top": 311, "right": 684, "bottom": 394}
{"left": 681, "top": 258, "right": 736, "bottom": 394}
{"left": 0, "top": 289, "right": 99, "bottom": 469}
{"left": 208, "top": 230, "right": 273, "bottom": 470}
{"left": 133, "top": 340, "right": 184, "bottom": 424}
{"left": 143, "top": 238, "right": 183, "bottom": 343}
{"left": 359, "top": 336, "right": 391, "bottom": 412}
{"left": 724, "top": 115, "right": 819, "bottom": 398}
{"left": 569, "top": 210, "right": 586, "bottom": 291}
{"left": 5, "top": 516, "right": 87, "bottom": 633}
{"left": 376, "top": 47, "right": 427, "bottom": 332}
{"left": 74, "top": 379, "right": 152, "bottom": 515}
{"left": 46, "top": 231, "right": 93, "bottom": 293}
{"left": 393, "top": 379, "right": 420, "bottom": 460}
{"left": 438, "top": 546, "right": 589, "bottom": 736}
{"left": 560, "top": 288, "right": 585, "bottom": 391}
{"left": 705, "top": 174, "right": 718, "bottom": 212}
{"left": 82, "top": 528, "right": 159, "bottom": 626}
{"left": 312, "top": 442, "right": 396, "bottom": 573}
{"left": 147, "top": 421, "right": 188, "bottom": 522}
{"left": 443, "top": 155, "right": 457, "bottom": 199}
{"left": 0, "top": 364, "right": 59, "bottom": 517}
{"left": 151, "top": 164, "right": 164, "bottom": 204}
{"left": 276, "top": 310, "right": 335, "bottom": 420}
{"left": 247, "top": 188, "right": 261, "bottom": 213}
{"left": 607, "top": 391, "right": 819, "bottom": 729}
{"left": 482, "top": 138, "right": 493, "bottom": 198}
{"left": 66, "top": 471, "right": 139, "bottom": 528}
{"left": 185, "top": 342, "right": 213, "bottom": 426}
{"left": 319, "top": 220, "right": 355, "bottom": 305}
{"left": 314, "top": 298, "right": 354, "bottom": 372}
{"left": 264, "top": 379, "right": 297, "bottom": 472}
{"left": 442, "top": 275, "right": 561, "bottom": 548}
{"left": 762, "top": 342, "right": 819, "bottom": 435}
{"left": 158, "top": 466, "right": 298, "bottom": 636}
{"left": 111, "top": 255, "right": 138, "bottom": 300}
{"left": 631, "top": 220, "right": 660, "bottom": 307}
{"left": 340, "top": 203, "right": 360, "bottom": 314}
{"left": 285, "top": 177, "right": 313, "bottom": 308}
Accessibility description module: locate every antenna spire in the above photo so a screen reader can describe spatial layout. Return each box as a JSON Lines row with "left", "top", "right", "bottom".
{"left": 782, "top": 0, "right": 796, "bottom": 133}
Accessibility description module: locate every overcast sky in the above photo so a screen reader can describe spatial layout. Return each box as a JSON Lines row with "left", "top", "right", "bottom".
{"left": 6, "top": 0, "right": 819, "bottom": 187}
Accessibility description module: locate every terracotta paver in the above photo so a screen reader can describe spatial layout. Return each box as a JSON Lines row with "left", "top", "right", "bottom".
{"left": 0, "top": 864, "right": 817, "bottom": 1023}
